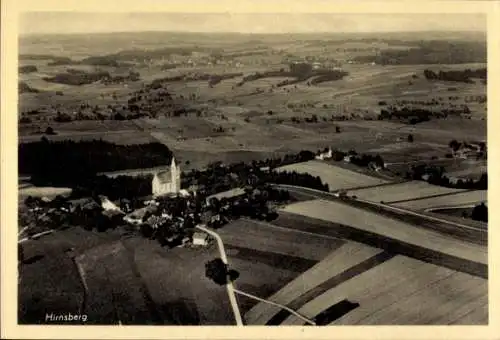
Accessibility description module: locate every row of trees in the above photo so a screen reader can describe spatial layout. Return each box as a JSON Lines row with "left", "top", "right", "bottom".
{"left": 379, "top": 105, "right": 470, "bottom": 124}
{"left": 43, "top": 69, "right": 141, "bottom": 86}
{"left": 406, "top": 164, "right": 487, "bottom": 190}
{"left": 423, "top": 68, "right": 486, "bottom": 83}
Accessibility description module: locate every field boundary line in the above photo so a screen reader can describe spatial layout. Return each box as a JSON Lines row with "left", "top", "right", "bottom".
{"left": 357, "top": 198, "right": 486, "bottom": 233}
{"left": 73, "top": 256, "right": 89, "bottom": 317}
{"left": 234, "top": 288, "right": 316, "bottom": 326}
{"left": 385, "top": 189, "right": 482, "bottom": 205}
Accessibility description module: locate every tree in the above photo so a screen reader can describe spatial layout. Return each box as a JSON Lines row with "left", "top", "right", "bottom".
{"left": 449, "top": 139, "right": 461, "bottom": 151}
{"left": 471, "top": 202, "right": 488, "bottom": 222}
{"left": 205, "top": 258, "right": 228, "bottom": 285}
{"left": 45, "top": 126, "right": 57, "bottom": 135}
{"left": 407, "top": 134, "right": 414, "bottom": 143}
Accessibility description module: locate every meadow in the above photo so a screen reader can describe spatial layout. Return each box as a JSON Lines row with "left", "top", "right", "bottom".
{"left": 347, "top": 181, "right": 467, "bottom": 203}
{"left": 393, "top": 190, "right": 487, "bottom": 211}
{"left": 275, "top": 160, "right": 388, "bottom": 191}
{"left": 244, "top": 241, "right": 382, "bottom": 325}
{"left": 281, "top": 255, "right": 487, "bottom": 325}
{"left": 279, "top": 199, "right": 487, "bottom": 265}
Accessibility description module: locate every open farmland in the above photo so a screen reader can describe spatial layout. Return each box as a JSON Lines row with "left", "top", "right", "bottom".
{"left": 18, "top": 30, "right": 486, "bottom": 174}
{"left": 393, "top": 190, "right": 487, "bottom": 211}
{"left": 216, "top": 218, "right": 345, "bottom": 261}
{"left": 280, "top": 199, "right": 487, "bottom": 265}
{"left": 280, "top": 255, "right": 487, "bottom": 325}
{"left": 75, "top": 241, "right": 161, "bottom": 324}
{"left": 213, "top": 218, "right": 349, "bottom": 313}
{"left": 17, "top": 27, "right": 488, "bottom": 327}
{"left": 245, "top": 241, "right": 382, "bottom": 325}
{"left": 275, "top": 160, "right": 388, "bottom": 191}
{"left": 347, "top": 180, "right": 467, "bottom": 203}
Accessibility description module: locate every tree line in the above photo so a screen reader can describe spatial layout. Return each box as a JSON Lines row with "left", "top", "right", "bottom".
{"left": 423, "top": 68, "right": 486, "bottom": 83}
{"left": 352, "top": 40, "right": 486, "bottom": 65}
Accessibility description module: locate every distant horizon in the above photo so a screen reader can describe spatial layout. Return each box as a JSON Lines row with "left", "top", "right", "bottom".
{"left": 20, "top": 29, "right": 487, "bottom": 38}
{"left": 19, "top": 13, "right": 486, "bottom": 36}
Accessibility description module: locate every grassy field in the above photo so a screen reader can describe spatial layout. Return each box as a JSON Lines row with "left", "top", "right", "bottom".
{"left": 280, "top": 199, "right": 487, "bottom": 265}
{"left": 76, "top": 241, "right": 162, "bottom": 324}
{"left": 276, "top": 160, "right": 388, "bottom": 191}
{"left": 393, "top": 190, "right": 487, "bottom": 210}
{"left": 18, "top": 186, "right": 73, "bottom": 199}
{"left": 217, "top": 218, "right": 345, "bottom": 261}
{"left": 281, "top": 255, "right": 487, "bottom": 325}
{"left": 19, "top": 243, "right": 84, "bottom": 324}
{"left": 347, "top": 180, "right": 467, "bottom": 203}
{"left": 18, "top": 227, "right": 126, "bottom": 324}
{"left": 244, "top": 241, "right": 382, "bottom": 325}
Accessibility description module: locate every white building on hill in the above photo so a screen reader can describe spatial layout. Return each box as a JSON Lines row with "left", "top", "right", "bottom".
{"left": 152, "top": 157, "right": 181, "bottom": 197}
{"left": 315, "top": 148, "right": 333, "bottom": 160}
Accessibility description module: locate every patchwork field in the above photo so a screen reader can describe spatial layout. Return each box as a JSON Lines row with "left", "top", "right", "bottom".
{"left": 393, "top": 190, "right": 487, "bottom": 211}
{"left": 280, "top": 199, "right": 487, "bottom": 265}
{"left": 347, "top": 180, "right": 467, "bottom": 203}
{"left": 280, "top": 255, "right": 487, "bottom": 325}
{"left": 276, "top": 160, "right": 388, "bottom": 191}
{"left": 216, "top": 218, "right": 351, "bottom": 313}
{"left": 244, "top": 241, "right": 382, "bottom": 325}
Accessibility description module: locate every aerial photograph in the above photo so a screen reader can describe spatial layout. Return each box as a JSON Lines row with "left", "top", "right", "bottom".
{"left": 17, "top": 12, "right": 487, "bottom": 326}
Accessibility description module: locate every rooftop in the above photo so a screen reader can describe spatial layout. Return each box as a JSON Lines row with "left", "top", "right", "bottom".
{"left": 206, "top": 187, "right": 246, "bottom": 201}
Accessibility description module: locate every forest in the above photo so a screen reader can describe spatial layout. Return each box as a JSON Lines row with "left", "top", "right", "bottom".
{"left": 19, "top": 139, "right": 173, "bottom": 185}
{"left": 353, "top": 40, "right": 486, "bottom": 65}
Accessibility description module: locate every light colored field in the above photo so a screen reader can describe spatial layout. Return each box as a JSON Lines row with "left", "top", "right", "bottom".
{"left": 275, "top": 160, "right": 388, "bottom": 191}
{"left": 19, "top": 186, "right": 72, "bottom": 198}
{"left": 393, "top": 190, "right": 487, "bottom": 211}
{"left": 282, "top": 255, "right": 486, "bottom": 325}
{"left": 244, "top": 241, "right": 382, "bottom": 325}
{"left": 280, "top": 199, "right": 487, "bottom": 265}
{"left": 348, "top": 180, "right": 467, "bottom": 203}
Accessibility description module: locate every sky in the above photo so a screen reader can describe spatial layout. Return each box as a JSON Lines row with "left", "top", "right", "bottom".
{"left": 19, "top": 12, "right": 486, "bottom": 35}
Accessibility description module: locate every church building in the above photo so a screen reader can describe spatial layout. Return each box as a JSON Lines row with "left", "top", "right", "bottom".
{"left": 152, "top": 157, "right": 181, "bottom": 197}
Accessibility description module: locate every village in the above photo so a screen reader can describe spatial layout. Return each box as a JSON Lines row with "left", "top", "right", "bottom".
{"left": 19, "top": 155, "right": 296, "bottom": 252}
{"left": 19, "top": 132, "right": 487, "bottom": 255}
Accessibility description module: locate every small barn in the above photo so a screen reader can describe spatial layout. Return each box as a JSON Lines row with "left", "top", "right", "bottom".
{"left": 192, "top": 232, "right": 209, "bottom": 246}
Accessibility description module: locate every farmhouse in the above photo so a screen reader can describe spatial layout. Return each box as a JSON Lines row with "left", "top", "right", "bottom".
{"left": 206, "top": 187, "right": 247, "bottom": 206}
{"left": 152, "top": 157, "right": 181, "bottom": 197}
{"left": 343, "top": 155, "right": 354, "bottom": 163}
{"left": 192, "top": 231, "right": 210, "bottom": 246}
{"left": 124, "top": 205, "right": 157, "bottom": 225}
{"left": 315, "top": 148, "right": 333, "bottom": 160}
{"left": 99, "top": 195, "right": 122, "bottom": 212}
